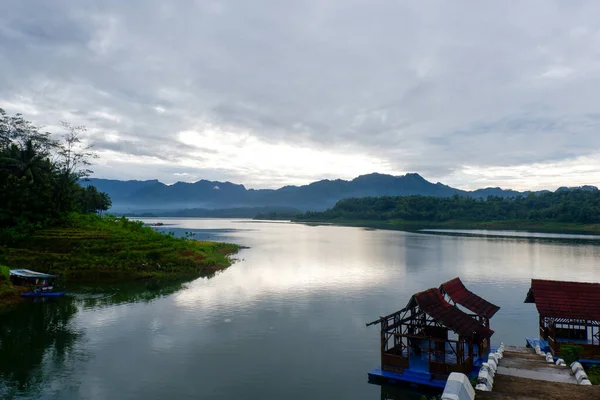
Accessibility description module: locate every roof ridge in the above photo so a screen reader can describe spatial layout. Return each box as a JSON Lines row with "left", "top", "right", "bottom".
{"left": 440, "top": 277, "right": 500, "bottom": 319}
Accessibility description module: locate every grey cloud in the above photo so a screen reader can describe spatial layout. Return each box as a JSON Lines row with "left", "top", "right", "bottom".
{"left": 2, "top": 0, "right": 600, "bottom": 187}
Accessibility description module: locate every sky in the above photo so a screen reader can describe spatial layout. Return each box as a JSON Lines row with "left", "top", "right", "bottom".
{"left": 2, "top": 0, "right": 600, "bottom": 190}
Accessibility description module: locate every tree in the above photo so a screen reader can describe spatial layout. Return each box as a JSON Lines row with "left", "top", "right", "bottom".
{"left": 0, "top": 110, "right": 112, "bottom": 237}
{"left": 78, "top": 185, "right": 112, "bottom": 214}
{"left": 56, "top": 122, "right": 97, "bottom": 180}
{"left": 53, "top": 122, "right": 99, "bottom": 215}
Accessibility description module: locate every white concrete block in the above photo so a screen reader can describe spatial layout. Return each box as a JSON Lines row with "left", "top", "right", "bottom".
{"left": 535, "top": 345, "right": 544, "bottom": 356}
{"left": 442, "top": 372, "right": 475, "bottom": 400}
{"left": 475, "top": 383, "right": 489, "bottom": 391}
{"left": 488, "top": 359, "right": 497, "bottom": 373}
{"left": 579, "top": 378, "right": 592, "bottom": 385}
{"left": 574, "top": 369, "right": 589, "bottom": 384}
{"left": 571, "top": 362, "right": 584, "bottom": 374}
{"left": 478, "top": 367, "right": 494, "bottom": 383}
{"left": 441, "top": 395, "right": 459, "bottom": 400}
{"left": 477, "top": 370, "right": 494, "bottom": 390}
{"left": 480, "top": 362, "right": 494, "bottom": 377}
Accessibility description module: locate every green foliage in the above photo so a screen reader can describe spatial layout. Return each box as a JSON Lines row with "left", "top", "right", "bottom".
{"left": 298, "top": 191, "right": 600, "bottom": 226}
{"left": 0, "top": 265, "right": 9, "bottom": 282}
{"left": 0, "top": 264, "right": 18, "bottom": 302}
{"left": 0, "top": 213, "right": 239, "bottom": 280}
{"left": 0, "top": 110, "right": 112, "bottom": 238}
{"left": 586, "top": 365, "right": 600, "bottom": 385}
{"left": 560, "top": 344, "right": 584, "bottom": 365}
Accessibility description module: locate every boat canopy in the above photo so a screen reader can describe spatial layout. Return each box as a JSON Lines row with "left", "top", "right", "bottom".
{"left": 10, "top": 269, "right": 57, "bottom": 279}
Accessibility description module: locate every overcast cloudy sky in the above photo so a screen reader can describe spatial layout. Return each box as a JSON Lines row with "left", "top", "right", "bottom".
{"left": 2, "top": 1, "right": 600, "bottom": 190}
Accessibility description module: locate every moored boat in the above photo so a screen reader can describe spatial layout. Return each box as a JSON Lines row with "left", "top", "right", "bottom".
{"left": 9, "top": 269, "right": 68, "bottom": 297}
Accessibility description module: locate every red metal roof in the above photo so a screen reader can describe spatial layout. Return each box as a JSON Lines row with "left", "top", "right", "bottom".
{"left": 440, "top": 277, "right": 500, "bottom": 319}
{"left": 414, "top": 288, "right": 494, "bottom": 338}
{"left": 525, "top": 279, "right": 600, "bottom": 321}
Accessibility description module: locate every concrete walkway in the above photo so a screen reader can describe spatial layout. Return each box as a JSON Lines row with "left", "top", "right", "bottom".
{"left": 495, "top": 347, "right": 577, "bottom": 384}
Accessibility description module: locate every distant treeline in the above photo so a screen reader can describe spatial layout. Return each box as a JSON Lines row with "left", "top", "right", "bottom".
{"left": 297, "top": 189, "right": 600, "bottom": 224}
{"left": 125, "top": 206, "right": 301, "bottom": 219}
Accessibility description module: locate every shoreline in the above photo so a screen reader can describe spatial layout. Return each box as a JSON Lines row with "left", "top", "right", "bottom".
{"left": 293, "top": 218, "right": 600, "bottom": 235}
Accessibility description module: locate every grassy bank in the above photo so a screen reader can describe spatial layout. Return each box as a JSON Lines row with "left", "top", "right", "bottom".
{"left": 0, "top": 214, "right": 240, "bottom": 283}
{"left": 296, "top": 218, "right": 600, "bottom": 235}
{"left": 0, "top": 265, "right": 22, "bottom": 309}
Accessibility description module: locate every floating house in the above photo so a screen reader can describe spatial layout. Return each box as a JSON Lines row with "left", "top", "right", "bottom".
{"left": 367, "top": 278, "right": 499, "bottom": 387}
{"left": 525, "top": 279, "right": 600, "bottom": 360}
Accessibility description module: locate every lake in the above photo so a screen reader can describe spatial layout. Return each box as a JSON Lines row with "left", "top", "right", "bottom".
{"left": 2, "top": 219, "right": 600, "bottom": 399}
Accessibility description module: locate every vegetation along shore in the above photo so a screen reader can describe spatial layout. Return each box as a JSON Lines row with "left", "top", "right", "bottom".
{"left": 0, "top": 110, "right": 238, "bottom": 308}
{"left": 295, "top": 191, "right": 600, "bottom": 235}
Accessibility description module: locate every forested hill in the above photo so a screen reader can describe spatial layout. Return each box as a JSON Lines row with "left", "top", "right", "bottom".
{"left": 297, "top": 189, "right": 600, "bottom": 225}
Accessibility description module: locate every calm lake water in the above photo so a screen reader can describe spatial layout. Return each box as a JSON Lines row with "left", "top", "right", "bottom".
{"left": 2, "top": 219, "right": 600, "bottom": 399}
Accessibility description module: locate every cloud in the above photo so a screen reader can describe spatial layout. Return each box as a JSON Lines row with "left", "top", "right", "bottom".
{"left": 2, "top": 0, "right": 600, "bottom": 189}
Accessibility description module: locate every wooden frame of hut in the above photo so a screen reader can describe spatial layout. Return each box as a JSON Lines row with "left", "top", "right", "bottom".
{"left": 525, "top": 279, "right": 600, "bottom": 359}
{"left": 367, "top": 287, "right": 495, "bottom": 378}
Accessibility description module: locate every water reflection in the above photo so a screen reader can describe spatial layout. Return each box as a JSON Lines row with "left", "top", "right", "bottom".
{"left": 0, "top": 276, "right": 219, "bottom": 400}
{"left": 0, "top": 298, "right": 80, "bottom": 399}
{"left": 421, "top": 228, "right": 600, "bottom": 240}
{"left": 71, "top": 277, "right": 205, "bottom": 309}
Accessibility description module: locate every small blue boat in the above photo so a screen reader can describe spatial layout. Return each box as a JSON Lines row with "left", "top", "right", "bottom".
{"left": 21, "top": 291, "right": 68, "bottom": 298}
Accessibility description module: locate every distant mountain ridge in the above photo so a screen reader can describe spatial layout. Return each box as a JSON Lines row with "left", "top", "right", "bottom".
{"left": 82, "top": 173, "right": 597, "bottom": 213}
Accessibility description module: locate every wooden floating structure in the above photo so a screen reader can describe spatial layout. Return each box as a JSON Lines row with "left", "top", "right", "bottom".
{"left": 366, "top": 277, "right": 499, "bottom": 388}
{"left": 525, "top": 278, "right": 600, "bottom": 363}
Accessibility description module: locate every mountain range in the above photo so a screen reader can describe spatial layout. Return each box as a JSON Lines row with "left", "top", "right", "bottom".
{"left": 81, "top": 172, "right": 592, "bottom": 214}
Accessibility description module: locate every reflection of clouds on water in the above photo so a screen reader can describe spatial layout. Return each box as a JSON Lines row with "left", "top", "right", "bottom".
{"left": 172, "top": 227, "right": 405, "bottom": 310}
{"left": 151, "top": 334, "right": 175, "bottom": 352}
{"left": 83, "top": 305, "right": 129, "bottom": 329}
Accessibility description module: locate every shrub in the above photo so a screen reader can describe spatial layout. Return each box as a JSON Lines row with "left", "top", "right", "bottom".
{"left": 560, "top": 344, "right": 584, "bottom": 365}
{"left": 0, "top": 265, "right": 10, "bottom": 282}
{"left": 586, "top": 365, "right": 600, "bottom": 385}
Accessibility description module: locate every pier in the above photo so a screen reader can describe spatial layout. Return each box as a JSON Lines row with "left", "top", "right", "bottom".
{"left": 476, "top": 345, "right": 600, "bottom": 399}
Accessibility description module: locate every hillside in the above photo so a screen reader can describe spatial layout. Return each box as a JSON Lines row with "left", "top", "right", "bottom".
{"left": 85, "top": 173, "right": 558, "bottom": 213}
{"left": 0, "top": 214, "right": 239, "bottom": 281}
